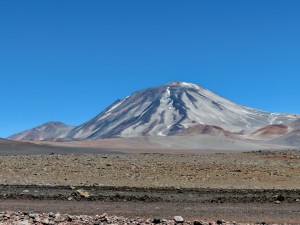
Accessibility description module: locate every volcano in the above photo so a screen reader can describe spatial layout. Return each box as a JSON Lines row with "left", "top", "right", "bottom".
{"left": 9, "top": 81, "right": 300, "bottom": 141}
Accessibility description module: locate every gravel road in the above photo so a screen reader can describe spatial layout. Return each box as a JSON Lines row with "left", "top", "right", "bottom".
{"left": 0, "top": 200, "right": 299, "bottom": 224}
{"left": 0, "top": 185, "right": 299, "bottom": 224}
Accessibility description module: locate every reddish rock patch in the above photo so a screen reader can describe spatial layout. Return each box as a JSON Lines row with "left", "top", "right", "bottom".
{"left": 251, "top": 124, "right": 289, "bottom": 137}
{"left": 178, "top": 124, "right": 236, "bottom": 138}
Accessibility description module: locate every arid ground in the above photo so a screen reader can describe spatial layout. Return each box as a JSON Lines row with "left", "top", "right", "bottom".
{"left": 0, "top": 150, "right": 300, "bottom": 189}
{"left": 0, "top": 139, "right": 299, "bottom": 224}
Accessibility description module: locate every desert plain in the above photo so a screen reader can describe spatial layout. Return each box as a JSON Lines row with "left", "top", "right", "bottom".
{"left": 0, "top": 138, "right": 299, "bottom": 224}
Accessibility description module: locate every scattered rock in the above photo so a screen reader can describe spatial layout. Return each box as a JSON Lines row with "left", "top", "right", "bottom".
{"left": 17, "top": 220, "right": 29, "bottom": 225}
{"left": 75, "top": 189, "right": 91, "bottom": 198}
{"left": 28, "top": 212, "right": 37, "bottom": 219}
{"left": 99, "top": 212, "right": 108, "bottom": 222}
{"left": 42, "top": 218, "right": 50, "bottom": 224}
{"left": 34, "top": 217, "right": 42, "bottom": 223}
{"left": 54, "top": 213, "right": 64, "bottom": 222}
{"left": 152, "top": 217, "right": 161, "bottom": 224}
{"left": 161, "top": 219, "right": 167, "bottom": 223}
{"left": 0, "top": 210, "right": 290, "bottom": 225}
{"left": 275, "top": 195, "right": 285, "bottom": 201}
{"left": 3, "top": 213, "right": 10, "bottom": 218}
{"left": 174, "top": 215, "right": 184, "bottom": 223}
{"left": 66, "top": 215, "right": 73, "bottom": 222}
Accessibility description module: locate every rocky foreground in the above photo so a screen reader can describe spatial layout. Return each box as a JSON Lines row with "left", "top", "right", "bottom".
{"left": 0, "top": 211, "right": 283, "bottom": 225}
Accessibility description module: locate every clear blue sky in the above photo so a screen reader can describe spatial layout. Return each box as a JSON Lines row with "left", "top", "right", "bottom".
{"left": 1, "top": 0, "right": 300, "bottom": 138}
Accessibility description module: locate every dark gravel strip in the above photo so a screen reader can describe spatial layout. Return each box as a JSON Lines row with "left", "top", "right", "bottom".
{"left": 0, "top": 185, "right": 299, "bottom": 203}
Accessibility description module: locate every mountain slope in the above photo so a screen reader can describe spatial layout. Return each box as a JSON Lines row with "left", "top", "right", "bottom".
{"left": 9, "top": 122, "right": 74, "bottom": 141}
{"left": 9, "top": 81, "right": 300, "bottom": 140}
{"left": 269, "top": 130, "right": 300, "bottom": 146}
{"left": 289, "top": 119, "right": 300, "bottom": 130}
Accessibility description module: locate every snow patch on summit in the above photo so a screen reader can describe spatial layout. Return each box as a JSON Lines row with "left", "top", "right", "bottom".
{"left": 167, "top": 81, "right": 202, "bottom": 90}
{"left": 180, "top": 82, "right": 202, "bottom": 90}
{"left": 166, "top": 87, "right": 171, "bottom": 96}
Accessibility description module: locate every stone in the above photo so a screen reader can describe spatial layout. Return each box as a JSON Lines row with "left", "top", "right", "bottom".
{"left": 174, "top": 216, "right": 184, "bottom": 223}
{"left": 194, "top": 221, "right": 203, "bottom": 225}
{"left": 28, "top": 212, "right": 37, "bottom": 219}
{"left": 276, "top": 195, "right": 285, "bottom": 201}
{"left": 17, "top": 220, "right": 30, "bottom": 225}
{"left": 152, "top": 217, "right": 161, "bottom": 224}
{"left": 76, "top": 189, "right": 91, "bottom": 198}
{"left": 274, "top": 200, "right": 281, "bottom": 204}
{"left": 42, "top": 218, "right": 50, "bottom": 224}
{"left": 99, "top": 212, "right": 108, "bottom": 222}
{"left": 66, "top": 215, "right": 73, "bottom": 222}
{"left": 100, "top": 212, "right": 108, "bottom": 218}
{"left": 3, "top": 213, "right": 10, "bottom": 218}
{"left": 34, "top": 217, "right": 42, "bottom": 223}
{"left": 54, "top": 213, "right": 66, "bottom": 222}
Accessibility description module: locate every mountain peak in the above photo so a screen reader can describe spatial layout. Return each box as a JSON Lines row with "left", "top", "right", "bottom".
{"left": 9, "top": 121, "right": 74, "bottom": 140}
{"left": 41, "top": 121, "right": 68, "bottom": 127}
{"left": 165, "top": 81, "right": 202, "bottom": 90}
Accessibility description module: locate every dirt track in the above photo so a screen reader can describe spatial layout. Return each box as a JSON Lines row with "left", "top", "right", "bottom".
{"left": 0, "top": 200, "right": 300, "bottom": 224}
{"left": 0, "top": 185, "right": 299, "bottom": 224}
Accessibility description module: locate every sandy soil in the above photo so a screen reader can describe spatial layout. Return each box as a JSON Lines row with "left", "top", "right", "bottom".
{"left": 0, "top": 150, "right": 299, "bottom": 189}
{"left": 28, "top": 135, "right": 284, "bottom": 152}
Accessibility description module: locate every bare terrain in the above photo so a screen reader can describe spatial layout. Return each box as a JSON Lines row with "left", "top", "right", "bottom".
{"left": 0, "top": 150, "right": 299, "bottom": 189}
{"left": 0, "top": 139, "right": 300, "bottom": 224}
